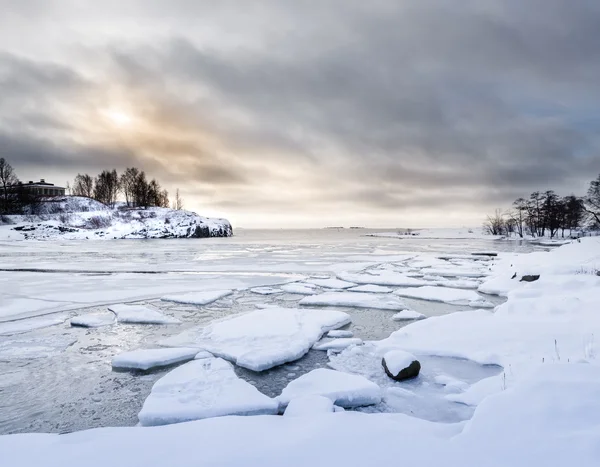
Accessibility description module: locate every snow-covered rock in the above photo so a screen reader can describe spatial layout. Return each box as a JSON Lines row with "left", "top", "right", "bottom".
{"left": 277, "top": 368, "right": 382, "bottom": 408}
{"left": 283, "top": 395, "right": 335, "bottom": 417}
{"left": 382, "top": 350, "right": 421, "bottom": 381}
{"left": 327, "top": 330, "right": 354, "bottom": 338}
{"left": 4, "top": 197, "right": 233, "bottom": 240}
{"left": 108, "top": 304, "right": 180, "bottom": 324}
{"left": 300, "top": 292, "right": 407, "bottom": 311}
{"left": 394, "top": 286, "right": 494, "bottom": 308}
{"left": 161, "top": 290, "right": 233, "bottom": 306}
{"left": 391, "top": 310, "right": 426, "bottom": 321}
{"left": 313, "top": 338, "right": 363, "bottom": 351}
{"left": 70, "top": 312, "right": 116, "bottom": 328}
{"left": 138, "top": 358, "right": 279, "bottom": 426}
{"left": 160, "top": 307, "right": 351, "bottom": 371}
{"left": 112, "top": 348, "right": 200, "bottom": 371}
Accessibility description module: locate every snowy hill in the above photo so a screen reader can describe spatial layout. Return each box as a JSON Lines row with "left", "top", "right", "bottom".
{"left": 0, "top": 197, "right": 233, "bottom": 240}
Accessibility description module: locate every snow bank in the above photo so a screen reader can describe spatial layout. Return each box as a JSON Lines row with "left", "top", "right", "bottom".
{"left": 112, "top": 348, "right": 200, "bottom": 371}
{"left": 138, "top": 358, "right": 279, "bottom": 426}
{"left": 160, "top": 307, "right": 351, "bottom": 371}
{"left": 300, "top": 291, "right": 407, "bottom": 311}
{"left": 277, "top": 368, "right": 382, "bottom": 408}
{"left": 108, "top": 304, "right": 180, "bottom": 324}
{"left": 394, "top": 286, "right": 494, "bottom": 308}
{"left": 161, "top": 290, "right": 233, "bottom": 306}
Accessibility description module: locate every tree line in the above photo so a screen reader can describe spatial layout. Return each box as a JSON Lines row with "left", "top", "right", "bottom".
{"left": 0, "top": 156, "right": 185, "bottom": 215}
{"left": 484, "top": 174, "right": 600, "bottom": 238}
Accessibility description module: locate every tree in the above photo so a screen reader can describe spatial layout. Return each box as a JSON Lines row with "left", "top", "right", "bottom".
{"left": 133, "top": 171, "right": 149, "bottom": 208}
{"left": 173, "top": 189, "right": 184, "bottom": 211}
{"left": 0, "top": 157, "right": 19, "bottom": 214}
{"left": 563, "top": 195, "right": 585, "bottom": 235}
{"left": 120, "top": 167, "right": 140, "bottom": 207}
{"left": 510, "top": 198, "right": 528, "bottom": 238}
{"left": 72, "top": 174, "right": 94, "bottom": 198}
{"left": 484, "top": 209, "right": 506, "bottom": 236}
{"left": 584, "top": 174, "right": 600, "bottom": 227}
{"left": 93, "top": 170, "right": 120, "bottom": 207}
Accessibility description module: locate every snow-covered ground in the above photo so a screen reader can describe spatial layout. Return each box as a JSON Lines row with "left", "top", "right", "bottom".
{"left": 1, "top": 229, "right": 598, "bottom": 465}
{"left": 0, "top": 196, "right": 232, "bottom": 240}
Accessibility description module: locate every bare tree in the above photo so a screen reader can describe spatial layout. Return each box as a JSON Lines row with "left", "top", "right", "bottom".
{"left": 120, "top": 167, "right": 140, "bottom": 207}
{"left": 484, "top": 209, "right": 506, "bottom": 236}
{"left": 173, "top": 189, "right": 184, "bottom": 210}
{"left": 94, "top": 170, "right": 120, "bottom": 207}
{"left": 72, "top": 174, "right": 94, "bottom": 198}
{"left": 585, "top": 174, "right": 600, "bottom": 227}
{"left": 510, "top": 198, "right": 528, "bottom": 238}
{"left": 0, "top": 157, "right": 19, "bottom": 214}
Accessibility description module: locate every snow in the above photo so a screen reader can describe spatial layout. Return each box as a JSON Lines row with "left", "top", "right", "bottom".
{"left": 160, "top": 307, "right": 351, "bottom": 371}
{"left": 383, "top": 350, "right": 418, "bottom": 375}
{"left": 327, "top": 330, "right": 354, "bottom": 338}
{"left": 347, "top": 284, "right": 392, "bottom": 293}
{"left": 108, "top": 304, "right": 180, "bottom": 324}
{"left": 300, "top": 292, "right": 407, "bottom": 311}
{"left": 307, "top": 278, "right": 356, "bottom": 289}
{"left": 0, "top": 315, "right": 68, "bottom": 336}
{"left": 338, "top": 270, "right": 429, "bottom": 287}
{"left": 0, "top": 197, "right": 233, "bottom": 241}
{"left": 111, "top": 348, "right": 200, "bottom": 371}
{"left": 277, "top": 368, "right": 382, "bottom": 408}
{"left": 283, "top": 395, "right": 335, "bottom": 417}
{"left": 194, "top": 350, "right": 214, "bottom": 359}
{"left": 394, "top": 286, "right": 494, "bottom": 308}
{"left": 161, "top": 290, "right": 233, "bottom": 305}
{"left": 138, "top": 358, "right": 279, "bottom": 426}
{"left": 70, "top": 312, "right": 115, "bottom": 328}
{"left": 391, "top": 310, "right": 426, "bottom": 321}
{"left": 313, "top": 338, "right": 363, "bottom": 351}
{"left": 280, "top": 283, "right": 319, "bottom": 295}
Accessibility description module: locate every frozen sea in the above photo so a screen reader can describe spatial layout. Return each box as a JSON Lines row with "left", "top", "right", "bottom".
{"left": 0, "top": 229, "right": 544, "bottom": 434}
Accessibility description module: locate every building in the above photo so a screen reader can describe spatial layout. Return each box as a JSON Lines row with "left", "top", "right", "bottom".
{"left": 15, "top": 179, "right": 66, "bottom": 197}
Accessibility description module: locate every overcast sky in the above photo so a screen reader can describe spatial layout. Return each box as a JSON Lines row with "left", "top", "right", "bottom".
{"left": 1, "top": 1, "right": 599, "bottom": 228}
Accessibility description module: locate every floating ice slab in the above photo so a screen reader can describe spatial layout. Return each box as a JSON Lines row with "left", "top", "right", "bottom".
{"left": 160, "top": 307, "right": 351, "bottom": 371}
{"left": 138, "top": 358, "right": 279, "bottom": 426}
{"left": 300, "top": 291, "right": 407, "bottom": 311}
{"left": 423, "top": 268, "right": 487, "bottom": 278}
{"left": 277, "top": 368, "right": 382, "bottom": 408}
{"left": 70, "top": 312, "right": 115, "bottom": 328}
{"left": 394, "top": 286, "right": 493, "bottom": 307}
{"left": 313, "top": 338, "right": 363, "bottom": 351}
{"left": 250, "top": 287, "right": 282, "bottom": 295}
{"left": 327, "top": 330, "right": 354, "bottom": 338}
{"left": 161, "top": 290, "right": 233, "bottom": 305}
{"left": 0, "top": 315, "right": 68, "bottom": 336}
{"left": 280, "top": 283, "right": 319, "bottom": 295}
{"left": 194, "top": 351, "right": 214, "bottom": 360}
{"left": 348, "top": 284, "right": 392, "bottom": 293}
{"left": 112, "top": 348, "right": 200, "bottom": 371}
{"left": 392, "top": 310, "right": 426, "bottom": 321}
{"left": 284, "top": 395, "right": 335, "bottom": 417}
{"left": 308, "top": 278, "right": 356, "bottom": 289}
{"left": 109, "top": 304, "right": 180, "bottom": 324}
{"left": 338, "top": 271, "right": 429, "bottom": 287}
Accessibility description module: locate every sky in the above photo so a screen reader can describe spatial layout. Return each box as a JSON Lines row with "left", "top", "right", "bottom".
{"left": 1, "top": 0, "right": 599, "bottom": 228}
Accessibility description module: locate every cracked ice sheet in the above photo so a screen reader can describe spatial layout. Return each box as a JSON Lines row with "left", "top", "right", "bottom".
{"left": 300, "top": 292, "right": 407, "bottom": 311}
{"left": 394, "top": 286, "right": 494, "bottom": 308}
{"left": 138, "top": 358, "right": 279, "bottom": 426}
{"left": 337, "top": 270, "right": 429, "bottom": 287}
{"left": 160, "top": 307, "right": 351, "bottom": 371}
{"left": 161, "top": 290, "right": 233, "bottom": 305}
{"left": 0, "top": 314, "right": 69, "bottom": 336}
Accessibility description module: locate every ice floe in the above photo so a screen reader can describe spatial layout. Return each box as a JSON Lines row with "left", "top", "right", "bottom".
{"left": 394, "top": 286, "right": 494, "bottom": 307}
{"left": 112, "top": 348, "right": 200, "bottom": 371}
{"left": 160, "top": 307, "right": 351, "bottom": 371}
{"left": 280, "top": 283, "right": 319, "bottom": 295}
{"left": 313, "top": 338, "right": 363, "bottom": 351}
{"left": 327, "top": 330, "right": 354, "bottom": 338}
{"left": 250, "top": 287, "right": 283, "bottom": 295}
{"left": 108, "top": 304, "right": 180, "bottom": 324}
{"left": 138, "top": 358, "right": 279, "bottom": 426}
{"left": 277, "top": 368, "right": 382, "bottom": 408}
{"left": 307, "top": 278, "right": 356, "bottom": 289}
{"left": 300, "top": 292, "right": 407, "bottom": 311}
{"left": 338, "top": 271, "right": 429, "bottom": 287}
{"left": 70, "top": 312, "right": 116, "bottom": 328}
{"left": 347, "top": 284, "right": 392, "bottom": 293}
{"left": 0, "top": 315, "right": 68, "bottom": 336}
{"left": 283, "top": 395, "right": 335, "bottom": 417}
{"left": 391, "top": 310, "right": 426, "bottom": 321}
{"left": 161, "top": 290, "right": 233, "bottom": 305}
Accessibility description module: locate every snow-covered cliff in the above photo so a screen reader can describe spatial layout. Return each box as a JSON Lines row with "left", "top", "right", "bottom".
{"left": 0, "top": 197, "right": 233, "bottom": 240}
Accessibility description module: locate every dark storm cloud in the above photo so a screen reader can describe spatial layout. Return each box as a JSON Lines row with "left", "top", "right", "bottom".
{"left": 0, "top": 0, "right": 599, "bottom": 224}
